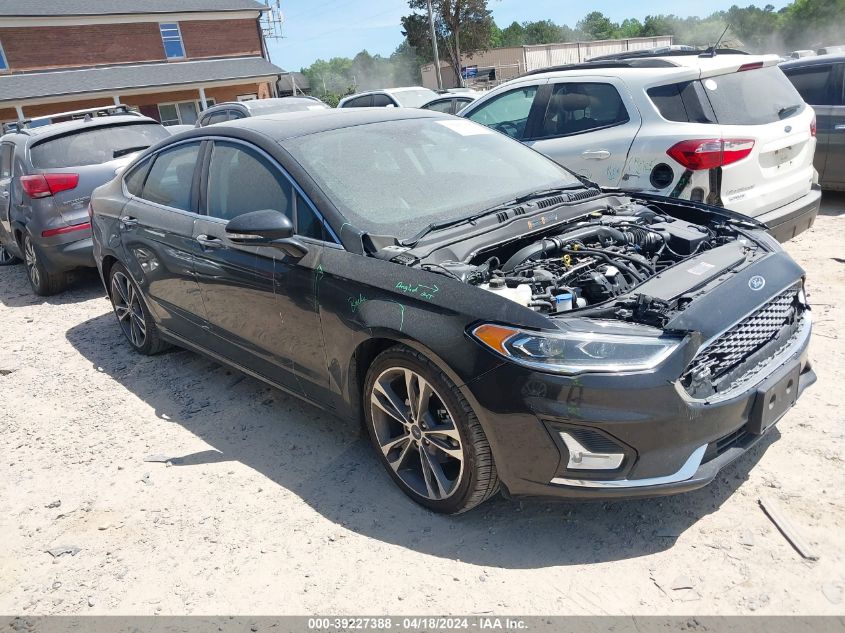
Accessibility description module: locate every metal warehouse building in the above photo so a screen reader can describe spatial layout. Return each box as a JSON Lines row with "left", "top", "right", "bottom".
{"left": 421, "top": 36, "right": 674, "bottom": 89}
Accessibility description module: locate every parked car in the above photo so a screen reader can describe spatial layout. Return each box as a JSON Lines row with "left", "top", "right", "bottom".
{"left": 420, "top": 93, "right": 479, "bottom": 115}
{"left": 338, "top": 87, "right": 438, "bottom": 109}
{"left": 781, "top": 54, "right": 845, "bottom": 191}
{"left": 91, "top": 109, "right": 814, "bottom": 514}
{"left": 166, "top": 125, "right": 196, "bottom": 135}
{"left": 0, "top": 110, "right": 170, "bottom": 294}
{"left": 459, "top": 54, "right": 821, "bottom": 242}
{"left": 196, "top": 97, "right": 330, "bottom": 127}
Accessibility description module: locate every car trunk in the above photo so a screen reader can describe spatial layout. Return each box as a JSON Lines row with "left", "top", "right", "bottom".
{"left": 699, "top": 62, "right": 816, "bottom": 216}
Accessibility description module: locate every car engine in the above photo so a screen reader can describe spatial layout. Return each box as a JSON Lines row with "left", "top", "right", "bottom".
{"left": 430, "top": 203, "right": 746, "bottom": 316}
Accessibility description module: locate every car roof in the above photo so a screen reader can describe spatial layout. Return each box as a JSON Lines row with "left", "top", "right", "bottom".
{"left": 217, "top": 97, "right": 325, "bottom": 111}
{"left": 189, "top": 107, "right": 447, "bottom": 142}
{"left": 780, "top": 53, "right": 845, "bottom": 68}
{"left": 342, "top": 86, "right": 434, "bottom": 99}
{"left": 3, "top": 114, "right": 157, "bottom": 143}
{"left": 517, "top": 54, "right": 777, "bottom": 84}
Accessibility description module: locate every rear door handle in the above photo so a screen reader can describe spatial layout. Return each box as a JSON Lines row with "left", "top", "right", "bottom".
{"left": 196, "top": 234, "right": 223, "bottom": 249}
{"left": 1, "top": 191, "right": 9, "bottom": 199}
{"left": 581, "top": 149, "right": 611, "bottom": 160}
{"left": 119, "top": 215, "right": 138, "bottom": 227}
{"left": 834, "top": 124, "right": 845, "bottom": 131}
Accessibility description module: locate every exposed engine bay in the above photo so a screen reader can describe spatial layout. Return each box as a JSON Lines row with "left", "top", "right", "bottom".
{"left": 417, "top": 200, "right": 758, "bottom": 320}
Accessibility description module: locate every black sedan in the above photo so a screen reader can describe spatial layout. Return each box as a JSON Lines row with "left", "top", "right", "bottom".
{"left": 90, "top": 109, "right": 814, "bottom": 514}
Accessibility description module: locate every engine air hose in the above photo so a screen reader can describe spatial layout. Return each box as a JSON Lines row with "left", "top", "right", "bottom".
{"left": 502, "top": 225, "right": 627, "bottom": 272}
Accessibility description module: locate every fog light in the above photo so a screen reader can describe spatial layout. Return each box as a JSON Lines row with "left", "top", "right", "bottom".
{"left": 559, "top": 431, "right": 625, "bottom": 470}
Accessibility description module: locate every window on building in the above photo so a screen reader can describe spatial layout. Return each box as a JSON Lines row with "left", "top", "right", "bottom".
{"left": 0, "top": 39, "right": 9, "bottom": 72}
{"left": 157, "top": 100, "right": 211, "bottom": 126}
{"left": 159, "top": 23, "right": 185, "bottom": 59}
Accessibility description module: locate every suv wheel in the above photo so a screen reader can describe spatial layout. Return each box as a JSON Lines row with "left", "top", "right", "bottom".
{"left": 0, "top": 243, "right": 21, "bottom": 266}
{"left": 108, "top": 262, "right": 169, "bottom": 355}
{"left": 364, "top": 345, "right": 499, "bottom": 514}
{"left": 23, "top": 234, "right": 67, "bottom": 296}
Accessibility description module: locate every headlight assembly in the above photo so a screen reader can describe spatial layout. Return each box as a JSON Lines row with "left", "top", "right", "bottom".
{"left": 471, "top": 323, "right": 682, "bottom": 374}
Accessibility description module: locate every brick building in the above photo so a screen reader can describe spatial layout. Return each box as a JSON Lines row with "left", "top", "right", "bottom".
{"left": 0, "top": 0, "right": 284, "bottom": 126}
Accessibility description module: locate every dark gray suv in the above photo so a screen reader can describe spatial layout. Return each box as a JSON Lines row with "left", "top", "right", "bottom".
{"left": 0, "top": 111, "right": 170, "bottom": 294}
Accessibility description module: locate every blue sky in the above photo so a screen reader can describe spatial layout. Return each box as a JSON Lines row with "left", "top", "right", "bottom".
{"left": 266, "top": 0, "right": 792, "bottom": 71}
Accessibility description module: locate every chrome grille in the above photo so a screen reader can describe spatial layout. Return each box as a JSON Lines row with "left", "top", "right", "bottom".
{"left": 682, "top": 285, "right": 803, "bottom": 396}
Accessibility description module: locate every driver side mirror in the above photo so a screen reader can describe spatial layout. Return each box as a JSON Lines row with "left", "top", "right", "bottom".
{"left": 225, "top": 209, "right": 309, "bottom": 259}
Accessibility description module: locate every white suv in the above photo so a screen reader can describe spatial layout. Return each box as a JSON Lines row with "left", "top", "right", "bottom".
{"left": 460, "top": 54, "right": 821, "bottom": 241}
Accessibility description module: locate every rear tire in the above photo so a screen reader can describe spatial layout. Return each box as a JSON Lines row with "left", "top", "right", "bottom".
{"left": 108, "top": 262, "right": 169, "bottom": 355}
{"left": 0, "top": 243, "right": 21, "bottom": 266}
{"left": 363, "top": 345, "right": 499, "bottom": 514}
{"left": 23, "top": 234, "right": 67, "bottom": 296}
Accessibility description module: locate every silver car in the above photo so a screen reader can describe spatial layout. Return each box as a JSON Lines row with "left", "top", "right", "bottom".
{"left": 0, "top": 112, "right": 170, "bottom": 295}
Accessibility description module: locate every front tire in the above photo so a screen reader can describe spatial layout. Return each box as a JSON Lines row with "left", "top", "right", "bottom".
{"left": 364, "top": 345, "right": 499, "bottom": 514}
{"left": 108, "top": 262, "right": 169, "bottom": 355}
{"left": 23, "top": 234, "right": 66, "bottom": 296}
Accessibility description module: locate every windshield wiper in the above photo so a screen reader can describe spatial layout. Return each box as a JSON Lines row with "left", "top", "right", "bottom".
{"left": 401, "top": 185, "right": 589, "bottom": 246}
{"left": 778, "top": 105, "right": 801, "bottom": 120}
{"left": 113, "top": 145, "right": 150, "bottom": 158}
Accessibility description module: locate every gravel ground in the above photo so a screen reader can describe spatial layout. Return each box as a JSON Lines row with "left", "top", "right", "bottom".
{"left": 0, "top": 195, "right": 843, "bottom": 615}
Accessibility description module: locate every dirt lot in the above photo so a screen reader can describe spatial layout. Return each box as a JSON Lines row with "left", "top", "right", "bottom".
{"left": 0, "top": 196, "right": 843, "bottom": 616}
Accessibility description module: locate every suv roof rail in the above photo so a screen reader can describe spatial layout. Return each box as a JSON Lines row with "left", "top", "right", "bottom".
{"left": 9, "top": 104, "right": 141, "bottom": 132}
{"left": 588, "top": 47, "right": 749, "bottom": 62}
{"left": 520, "top": 58, "right": 679, "bottom": 77}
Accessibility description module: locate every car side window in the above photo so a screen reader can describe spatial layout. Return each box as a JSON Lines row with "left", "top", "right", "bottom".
{"left": 139, "top": 142, "right": 201, "bottom": 211}
{"left": 784, "top": 65, "right": 834, "bottom": 105}
{"left": 540, "top": 82, "right": 629, "bottom": 138}
{"left": 345, "top": 95, "right": 372, "bottom": 108}
{"left": 371, "top": 93, "right": 394, "bottom": 107}
{"left": 124, "top": 158, "right": 152, "bottom": 196}
{"left": 228, "top": 109, "right": 246, "bottom": 120}
{"left": 465, "top": 86, "right": 538, "bottom": 139}
{"left": 295, "top": 192, "right": 324, "bottom": 240}
{"left": 206, "top": 141, "right": 292, "bottom": 222}
{"left": 206, "top": 111, "right": 229, "bottom": 125}
{"left": 0, "top": 143, "right": 13, "bottom": 179}
{"left": 424, "top": 99, "right": 454, "bottom": 114}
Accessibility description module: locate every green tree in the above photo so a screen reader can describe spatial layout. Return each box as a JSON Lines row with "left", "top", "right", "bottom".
{"left": 577, "top": 11, "right": 617, "bottom": 40}
{"left": 402, "top": 0, "right": 494, "bottom": 85}
{"left": 523, "top": 19, "right": 563, "bottom": 45}
{"left": 499, "top": 20, "right": 526, "bottom": 46}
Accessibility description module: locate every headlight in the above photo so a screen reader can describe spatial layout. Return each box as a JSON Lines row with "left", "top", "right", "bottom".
{"left": 471, "top": 323, "right": 682, "bottom": 374}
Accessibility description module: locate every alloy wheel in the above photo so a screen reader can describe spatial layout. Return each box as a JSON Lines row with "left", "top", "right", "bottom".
{"left": 23, "top": 237, "right": 40, "bottom": 287}
{"left": 369, "top": 367, "right": 464, "bottom": 501}
{"left": 111, "top": 271, "right": 147, "bottom": 348}
{"left": 0, "top": 244, "right": 15, "bottom": 265}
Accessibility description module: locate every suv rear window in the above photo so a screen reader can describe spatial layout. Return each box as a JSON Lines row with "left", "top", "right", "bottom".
{"left": 30, "top": 123, "right": 170, "bottom": 169}
{"left": 649, "top": 65, "right": 805, "bottom": 126}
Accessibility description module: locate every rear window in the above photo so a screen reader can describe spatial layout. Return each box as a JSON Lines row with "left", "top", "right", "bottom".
{"left": 648, "top": 65, "right": 805, "bottom": 126}
{"left": 783, "top": 65, "right": 836, "bottom": 105}
{"left": 30, "top": 123, "right": 170, "bottom": 169}
{"left": 704, "top": 66, "right": 805, "bottom": 125}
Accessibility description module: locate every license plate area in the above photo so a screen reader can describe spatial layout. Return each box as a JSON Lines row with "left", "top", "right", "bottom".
{"left": 748, "top": 363, "right": 801, "bottom": 435}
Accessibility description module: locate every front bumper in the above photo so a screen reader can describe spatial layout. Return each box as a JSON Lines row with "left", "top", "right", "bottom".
{"left": 464, "top": 314, "right": 814, "bottom": 501}
{"left": 756, "top": 185, "right": 821, "bottom": 243}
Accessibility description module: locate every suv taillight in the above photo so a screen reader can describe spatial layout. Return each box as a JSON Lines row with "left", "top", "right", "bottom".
{"left": 666, "top": 139, "right": 755, "bottom": 171}
{"left": 811, "top": 115, "right": 817, "bottom": 138}
{"left": 20, "top": 173, "right": 79, "bottom": 199}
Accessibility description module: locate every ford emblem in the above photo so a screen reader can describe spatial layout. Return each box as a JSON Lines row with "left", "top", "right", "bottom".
{"left": 749, "top": 275, "right": 766, "bottom": 291}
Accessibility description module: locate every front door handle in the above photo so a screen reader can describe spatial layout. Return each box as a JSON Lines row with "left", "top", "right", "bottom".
{"left": 581, "top": 150, "right": 611, "bottom": 160}
{"left": 196, "top": 234, "right": 223, "bottom": 249}
{"left": 1, "top": 191, "right": 9, "bottom": 199}
{"left": 834, "top": 124, "right": 845, "bottom": 131}
{"left": 119, "top": 215, "right": 138, "bottom": 227}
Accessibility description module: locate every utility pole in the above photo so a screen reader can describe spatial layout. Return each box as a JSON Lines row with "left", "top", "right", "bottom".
{"left": 426, "top": 0, "right": 443, "bottom": 90}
